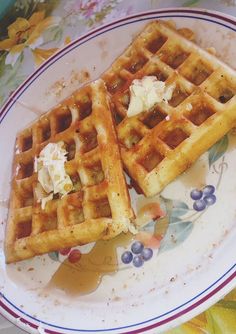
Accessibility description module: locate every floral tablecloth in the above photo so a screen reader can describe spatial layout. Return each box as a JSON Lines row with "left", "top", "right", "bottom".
{"left": 0, "top": 0, "right": 236, "bottom": 333}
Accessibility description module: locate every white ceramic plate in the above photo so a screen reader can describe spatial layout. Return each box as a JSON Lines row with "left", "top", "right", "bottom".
{"left": 0, "top": 8, "right": 236, "bottom": 334}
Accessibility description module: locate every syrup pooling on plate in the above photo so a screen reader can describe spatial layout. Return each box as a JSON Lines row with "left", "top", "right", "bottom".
{"left": 16, "top": 100, "right": 44, "bottom": 116}
{"left": 179, "top": 156, "right": 208, "bottom": 189}
{"left": 48, "top": 233, "right": 133, "bottom": 295}
{"left": 47, "top": 198, "right": 168, "bottom": 295}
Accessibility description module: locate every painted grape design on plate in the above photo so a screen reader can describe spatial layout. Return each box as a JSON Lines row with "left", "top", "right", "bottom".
{"left": 49, "top": 247, "right": 82, "bottom": 264}
{"left": 121, "top": 241, "right": 153, "bottom": 268}
{"left": 49, "top": 117, "right": 230, "bottom": 271}
{"left": 191, "top": 185, "right": 217, "bottom": 212}
{"left": 121, "top": 251, "right": 133, "bottom": 264}
{"left": 131, "top": 241, "right": 144, "bottom": 254}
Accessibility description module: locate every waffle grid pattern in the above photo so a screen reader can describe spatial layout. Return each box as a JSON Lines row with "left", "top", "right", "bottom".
{"left": 5, "top": 80, "right": 134, "bottom": 263}
{"left": 102, "top": 21, "right": 236, "bottom": 196}
{"left": 5, "top": 20, "right": 236, "bottom": 263}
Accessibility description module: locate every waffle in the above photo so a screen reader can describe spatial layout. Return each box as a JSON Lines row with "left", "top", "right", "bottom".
{"left": 102, "top": 20, "right": 236, "bottom": 196}
{"left": 5, "top": 79, "right": 134, "bottom": 263}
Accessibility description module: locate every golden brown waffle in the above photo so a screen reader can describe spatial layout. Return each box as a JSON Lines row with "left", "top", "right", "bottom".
{"left": 5, "top": 79, "right": 134, "bottom": 263}
{"left": 102, "top": 20, "right": 236, "bottom": 196}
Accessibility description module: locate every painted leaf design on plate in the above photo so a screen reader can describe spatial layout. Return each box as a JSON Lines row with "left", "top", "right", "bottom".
{"left": 142, "top": 220, "right": 156, "bottom": 233}
{"left": 159, "top": 197, "right": 193, "bottom": 252}
{"left": 171, "top": 200, "right": 189, "bottom": 217}
{"left": 48, "top": 251, "right": 59, "bottom": 261}
{"left": 161, "top": 197, "right": 189, "bottom": 217}
{"left": 208, "top": 135, "right": 228, "bottom": 167}
{"left": 159, "top": 217, "right": 193, "bottom": 252}
{"left": 154, "top": 216, "right": 169, "bottom": 239}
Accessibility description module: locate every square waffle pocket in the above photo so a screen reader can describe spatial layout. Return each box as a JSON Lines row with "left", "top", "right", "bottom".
{"left": 102, "top": 20, "right": 236, "bottom": 196}
{"left": 5, "top": 79, "right": 134, "bottom": 263}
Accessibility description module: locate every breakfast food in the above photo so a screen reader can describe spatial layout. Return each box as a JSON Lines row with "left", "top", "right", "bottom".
{"left": 5, "top": 20, "right": 236, "bottom": 263}
{"left": 102, "top": 20, "right": 236, "bottom": 196}
{"left": 5, "top": 79, "right": 134, "bottom": 263}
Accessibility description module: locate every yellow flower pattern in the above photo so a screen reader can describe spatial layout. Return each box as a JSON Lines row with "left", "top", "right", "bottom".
{"left": 32, "top": 46, "right": 58, "bottom": 66}
{"left": 0, "top": 11, "right": 59, "bottom": 66}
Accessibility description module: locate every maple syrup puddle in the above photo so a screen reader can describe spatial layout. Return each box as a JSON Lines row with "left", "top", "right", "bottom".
{"left": 16, "top": 100, "right": 44, "bottom": 116}
{"left": 48, "top": 233, "right": 133, "bottom": 296}
{"left": 180, "top": 158, "right": 207, "bottom": 189}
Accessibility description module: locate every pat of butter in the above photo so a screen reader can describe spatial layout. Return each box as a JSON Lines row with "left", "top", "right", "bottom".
{"left": 127, "top": 76, "right": 175, "bottom": 117}
{"left": 34, "top": 141, "right": 73, "bottom": 209}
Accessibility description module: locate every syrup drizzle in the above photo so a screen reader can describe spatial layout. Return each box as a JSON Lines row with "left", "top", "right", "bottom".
{"left": 48, "top": 233, "right": 133, "bottom": 296}
{"left": 180, "top": 158, "right": 207, "bottom": 189}
{"left": 16, "top": 100, "right": 44, "bottom": 116}
{"left": 48, "top": 197, "right": 166, "bottom": 296}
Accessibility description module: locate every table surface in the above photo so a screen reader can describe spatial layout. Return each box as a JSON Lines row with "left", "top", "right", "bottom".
{"left": 0, "top": 0, "right": 236, "bottom": 333}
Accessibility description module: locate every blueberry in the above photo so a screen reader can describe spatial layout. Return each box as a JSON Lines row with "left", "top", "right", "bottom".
{"left": 193, "top": 199, "right": 206, "bottom": 212}
{"left": 121, "top": 251, "right": 133, "bottom": 264}
{"left": 133, "top": 255, "right": 144, "bottom": 267}
{"left": 203, "top": 185, "right": 215, "bottom": 196}
{"left": 131, "top": 241, "right": 144, "bottom": 254}
{"left": 141, "top": 248, "right": 153, "bottom": 261}
{"left": 203, "top": 194, "right": 216, "bottom": 206}
{"left": 190, "top": 189, "right": 203, "bottom": 200}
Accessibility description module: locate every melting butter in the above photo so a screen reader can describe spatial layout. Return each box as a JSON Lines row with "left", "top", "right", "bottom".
{"left": 127, "top": 76, "right": 175, "bottom": 117}
{"left": 34, "top": 141, "right": 73, "bottom": 209}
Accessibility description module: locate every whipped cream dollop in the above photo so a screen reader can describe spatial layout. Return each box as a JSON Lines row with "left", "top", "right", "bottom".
{"left": 34, "top": 141, "right": 73, "bottom": 209}
{"left": 127, "top": 76, "right": 175, "bottom": 117}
